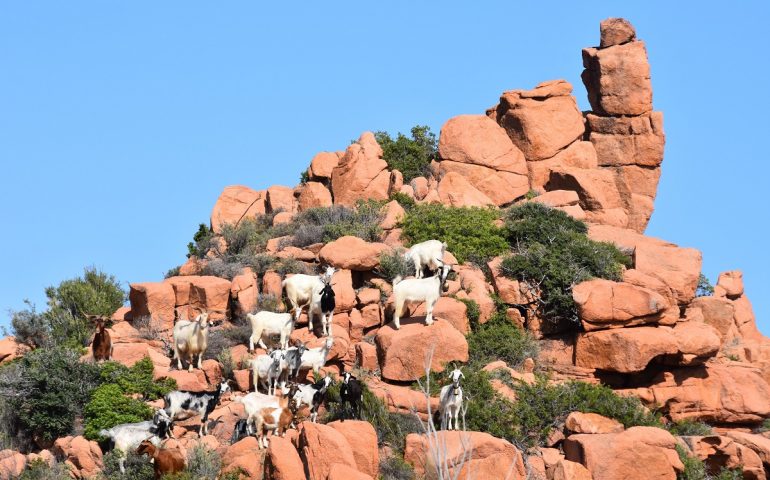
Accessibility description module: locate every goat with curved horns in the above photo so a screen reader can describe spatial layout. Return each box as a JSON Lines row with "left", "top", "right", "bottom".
{"left": 438, "top": 368, "right": 464, "bottom": 430}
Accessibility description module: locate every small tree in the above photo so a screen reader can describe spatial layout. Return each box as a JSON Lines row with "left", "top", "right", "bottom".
{"left": 375, "top": 126, "right": 437, "bottom": 183}
{"left": 696, "top": 273, "right": 714, "bottom": 297}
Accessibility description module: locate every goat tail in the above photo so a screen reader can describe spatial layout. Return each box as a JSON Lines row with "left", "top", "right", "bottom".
{"left": 392, "top": 275, "right": 403, "bottom": 286}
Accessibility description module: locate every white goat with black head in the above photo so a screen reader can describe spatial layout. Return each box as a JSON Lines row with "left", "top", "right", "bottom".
{"left": 391, "top": 261, "right": 452, "bottom": 329}
{"left": 282, "top": 266, "right": 335, "bottom": 335}
{"left": 438, "top": 368, "right": 464, "bottom": 430}
{"left": 172, "top": 312, "right": 211, "bottom": 372}
{"left": 405, "top": 239, "right": 447, "bottom": 279}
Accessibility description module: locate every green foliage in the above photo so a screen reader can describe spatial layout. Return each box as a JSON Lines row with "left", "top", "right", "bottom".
{"left": 9, "top": 300, "right": 49, "bottom": 348}
{"left": 220, "top": 214, "right": 278, "bottom": 256}
{"left": 299, "top": 169, "right": 310, "bottom": 185}
{"left": 101, "top": 450, "right": 155, "bottom": 480}
{"left": 668, "top": 419, "right": 713, "bottom": 436}
{"left": 0, "top": 346, "right": 103, "bottom": 447}
{"left": 84, "top": 383, "right": 153, "bottom": 440}
{"left": 98, "top": 357, "right": 176, "bottom": 400}
{"left": 755, "top": 418, "right": 770, "bottom": 433}
{"left": 19, "top": 459, "right": 72, "bottom": 480}
{"left": 696, "top": 273, "right": 715, "bottom": 297}
{"left": 713, "top": 468, "right": 744, "bottom": 480}
{"left": 524, "top": 190, "right": 539, "bottom": 200}
{"left": 500, "top": 203, "right": 629, "bottom": 329}
{"left": 379, "top": 454, "right": 416, "bottom": 480}
{"left": 377, "top": 249, "right": 415, "bottom": 282}
{"left": 290, "top": 201, "right": 385, "bottom": 247}
{"left": 375, "top": 125, "right": 437, "bottom": 183}
{"left": 273, "top": 257, "right": 310, "bottom": 276}
{"left": 186, "top": 443, "right": 222, "bottom": 480}
{"left": 217, "top": 348, "right": 235, "bottom": 380}
{"left": 466, "top": 312, "right": 538, "bottom": 368}
{"left": 389, "top": 191, "right": 416, "bottom": 211}
{"left": 187, "top": 223, "right": 214, "bottom": 258}
{"left": 508, "top": 376, "right": 660, "bottom": 447}
{"left": 455, "top": 298, "right": 480, "bottom": 331}
{"left": 400, "top": 204, "right": 508, "bottom": 264}
{"left": 164, "top": 266, "right": 181, "bottom": 279}
{"left": 677, "top": 444, "right": 708, "bottom": 480}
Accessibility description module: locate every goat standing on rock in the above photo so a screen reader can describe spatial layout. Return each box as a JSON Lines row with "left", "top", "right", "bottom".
{"left": 172, "top": 312, "right": 210, "bottom": 372}
{"left": 439, "top": 368, "right": 464, "bottom": 430}
{"left": 90, "top": 315, "right": 112, "bottom": 362}
{"left": 405, "top": 239, "right": 447, "bottom": 279}
{"left": 99, "top": 409, "right": 172, "bottom": 473}
{"left": 340, "top": 372, "right": 362, "bottom": 420}
{"left": 391, "top": 261, "right": 452, "bottom": 329}
{"left": 163, "top": 381, "right": 230, "bottom": 436}
{"left": 136, "top": 440, "right": 185, "bottom": 479}
{"left": 282, "top": 266, "right": 335, "bottom": 336}
{"left": 247, "top": 311, "right": 294, "bottom": 351}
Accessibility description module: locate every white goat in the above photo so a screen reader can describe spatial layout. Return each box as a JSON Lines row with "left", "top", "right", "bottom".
{"left": 438, "top": 368, "right": 464, "bottom": 430}
{"left": 282, "top": 266, "right": 335, "bottom": 333}
{"left": 392, "top": 263, "right": 452, "bottom": 329}
{"left": 298, "top": 337, "right": 335, "bottom": 374}
{"left": 251, "top": 350, "right": 287, "bottom": 395}
{"left": 232, "top": 392, "right": 285, "bottom": 435}
{"left": 173, "top": 312, "right": 211, "bottom": 372}
{"left": 405, "top": 239, "right": 447, "bottom": 279}
{"left": 247, "top": 311, "right": 294, "bottom": 351}
{"left": 99, "top": 409, "right": 171, "bottom": 473}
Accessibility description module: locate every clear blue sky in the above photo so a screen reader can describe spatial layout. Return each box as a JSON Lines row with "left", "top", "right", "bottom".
{"left": 1, "top": 2, "right": 767, "bottom": 334}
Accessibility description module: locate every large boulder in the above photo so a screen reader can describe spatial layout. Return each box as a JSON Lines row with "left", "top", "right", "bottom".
{"left": 326, "top": 464, "right": 374, "bottom": 480}
{"left": 331, "top": 132, "right": 390, "bottom": 207}
{"left": 546, "top": 167, "right": 627, "bottom": 227}
{"left": 715, "top": 270, "right": 744, "bottom": 299}
{"left": 319, "top": 237, "right": 389, "bottom": 271}
{"left": 634, "top": 363, "right": 770, "bottom": 424}
{"left": 210, "top": 185, "right": 266, "bottom": 234}
{"left": 0, "top": 337, "right": 29, "bottom": 365}
{"left": 586, "top": 112, "right": 664, "bottom": 168}
{"left": 599, "top": 17, "right": 636, "bottom": 48}
{"left": 724, "top": 431, "right": 770, "bottom": 468}
{"left": 436, "top": 171, "right": 495, "bottom": 207}
{"left": 297, "top": 181, "right": 333, "bottom": 211}
{"left": 365, "top": 377, "right": 440, "bottom": 420}
{"left": 668, "top": 321, "right": 721, "bottom": 366}
{"left": 491, "top": 80, "right": 585, "bottom": 161}
{"left": 327, "top": 421, "right": 379, "bottom": 478}
{"left": 0, "top": 450, "right": 26, "bottom": 479}
{"left": 164, "top": 275, "right": 232, "bottom": 322}
{"left": 565, "top": 412, "right": 624, "bottom": 434}
{"left": 52, "top": 436, "right": 103, "bottom": 479}
{"left": 437, "top": 114, "right": 529, "bottom": 205}
{"left": 309, "top": 151, "right": 342, "bottom": 181}
{"left": 266, "top": 185, "right": 297, "bottom": 214}
{"left": 575, "top": 326, "right": 678, "bottom": 373}
{"left": 685, "top": 296, "right": 736, "bottom": 341}
{"left": 552, "top": 459, "right": 594, "bottom": 480}
{"left": 527, "top": 141, "right": 598, "bottom": 193}
{"left": 404, "top": 431, "right": 525, "bottom": 479}
{"left": 582, "top": 40, "right": 653, "bottom": 116}
{"left": 230, "top": 268, "right": 259, "bottom": 317}
{"left": 129, "top": 282, "right": 176, "bottom": 330}
{"left": 264, "top": 436, "right": 305, "bottom": 480}
{"left": 295, "top": 422, "right": 358, "bottom": 480}
{"left": 563, "top": 427, "right": 682, "bottom": 480}
{"left": 572, "top": 279, "right": 669, "bottom": 331}
{"left": 375, "top": 320, "right": 469, "bottom": 382}
{"left": 222, "top": 436, "right": 263, "bottom": 479}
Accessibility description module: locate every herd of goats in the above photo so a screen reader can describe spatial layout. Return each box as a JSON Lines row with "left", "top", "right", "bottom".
{"left": 88, "top": 240, "right": 466, "bottom": 477}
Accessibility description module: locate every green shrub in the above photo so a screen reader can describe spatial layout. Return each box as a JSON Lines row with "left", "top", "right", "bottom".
{"left": 98, "top": 357, "right": 176, "bottom": 400}
{"left": 389, "top": 191, "right": 416, "bottom": 211}
{"left": 676, "top": 444, "right": 708, "bottom": 480}
{"left": 400, "top": 204, "right": 508, "bottom": 264}
{"left": 379, "top": 454, "right": 415, "bottom": 480}
{"left": 755, "top": 418, "right": 770, "bottom": 433}
{"left": 187, "top": 223, "right": 214, "bottom": 258}
{"left": 200, "top": 258, "right": 246, "bottom": 280}
{"left": 274, "top": 257, "right": 309, "bottom": 276}
{"left": 668, "top": 419, "right": 713, "bottom": 437}
{"left": 19, "top": 459, "right": 72, "bottom": 480}
{"left": 299, "top": 169, "right": 310, "bottom": 185}
{"left": 377, "top": 248, "right": 415, "bottom": 282}
{"left": 186, "top": 443, "right": 222, "bottom": 480}
{"left": 164, "top": 266, "right": 181, "bottom": 279}
{"left": 220, "top": 214, "right": 278, "bottom": 256}
{"left": 375, "top": 126, "right": 437, "bottom": 183}
{"left": 101, "top": 449, "right": 154, "bottom": 480}
{"left": 466, "top": 312, "right": 538, "bottom": 368}
{"left": 217, "top": 348, "right": 235, "bottom": 380}
{"left": 508, "top": 377, "right": 659, "bottom": 447}
{"left": 504, "top": 202, "right": 587, "bottom": 245}
{"left": 290, "top": 201, "right": 384, "bottom": 247}
{"left": 696, "top": 273, "right": 715, "bottom": 297}
{"left": 455, "top": 298, "right": 480, "bottom": 332}
{"left": 84, "top": 383, "right": 153, "bottom": 440}
{"left": 9, "top": 300, "right": 49, "bottom": 348}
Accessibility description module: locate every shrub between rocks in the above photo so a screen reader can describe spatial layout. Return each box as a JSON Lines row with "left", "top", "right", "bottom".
{"left": 375, "top": 125, "right": 437, "bottom": 183}
{"left": 675, "top": 444, "right": 744, "bottom": 480}
{"left": 466, "top": 309, "right": 538, "bottom": 369}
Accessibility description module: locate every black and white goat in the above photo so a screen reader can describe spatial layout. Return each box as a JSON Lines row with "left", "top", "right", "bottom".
{"left": 311, "top": 280, "right": 336, "bottom": 336}
{"left": 339, "top": 372, "right": 363, "bottom": 420}
{"left": 291, "top": 376, "right": 333, "bottom": 423}
{"left": 231, "top": 418, "right": 250, "bottom": 444}
{"left": 99, "top": 409, "right": 172, "bottom": 473}
{"left": 438, "top": 368, "right": 464, "bottom": 430}
{"left": 391, "top": 262, "right": 452, "bottom": 329}
{"left": 163, "top": 381, "right": 230, "bottom": 436}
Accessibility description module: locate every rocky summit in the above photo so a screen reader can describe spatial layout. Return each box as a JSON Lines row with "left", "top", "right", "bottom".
{"left": 2, "top": 17, "right": 768, "bottom": 480}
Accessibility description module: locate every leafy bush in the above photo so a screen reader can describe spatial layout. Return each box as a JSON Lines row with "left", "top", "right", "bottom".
{"left": 187, "top": 223, "right": 214, "bottom": 258}
{"left": 9, "top": 301, "right": 49, "bottom": 348}
{"left": 101, "top": 449, "right": 154, "bottom": 480}
{"left": 84, "top": 383, "right": 153, "bottom": 440}
{"left": 220, "top": 214, "right": 279, "bottom": 256}
{"left": 400, "top": 204, "right": 508, "bottom": 264}
{"left": 164, "top": 266, "right": 181, "bottom": 279}
{"left": 273, "top": 257, "right": 309, "bottom": 276}
{"left": 299, "top": 169, "right": 310, "bottom": 185}
{"left": 200, "top": 258, "right": 246, "bottom": 280}
{"left": 375, "top": 126, "right": 437, "bottom": 183}
{"left": 389, "top": 192, "right": 416, "bottom": 211}
{"left": 19, "top": 459, "right": 72, "bottom": 480}
{"left": 98, "top": 357, "right": 176, "bottom": 400}
{"left": 379, "top": 454, "right": 416, "bottom": 480}
{"left": 455, "top": 298, "right": 480, "bottom": 332}
{"left": 696, "top": 273, "right": 715, "bottom": 297}
{"left": 508, "top": 376, "right": 659, "bottom": 447}
{"left": 500, "top": 203, "right": 629, "bottom": 329}
{"left": 677, "top": 444, "right": 708, "bottom": 480}
{"left": 377, "top": 249, "right": 415, "bottom": 282}
{"left": 289, "top": 201, "right": 384, "bottom": 247}
{"left": 668, "top": 419, "right": 713, "bottom": 436}
{"left": 186, "top": 443, "right": 222, "bottom": 480}
{"left": 466, "top": 312, "right": 538, "bottom": 368}
{"left": 217, "top": 348, "right": 235, "bottom": 380}
{"left": 0, "top": 346, "right": 102, "bottom": 448}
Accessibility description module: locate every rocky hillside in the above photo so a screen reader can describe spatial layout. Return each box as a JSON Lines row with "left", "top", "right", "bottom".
{"left": 2, "top": 17, "right": 770, "bottom": 480}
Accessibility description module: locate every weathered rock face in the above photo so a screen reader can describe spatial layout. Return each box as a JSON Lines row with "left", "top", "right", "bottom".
{"left": 563, "top": 427, "right": 683, "bottom": 480}
{"left": 52, "top": 436, "right": 103, "bottom": 479}
{"left": 230, "top": 268, "right": 259, "bottom": 317}
{"left": 165, "top": 275, "right": 232, "bottom": 322}
{"left": 331, "top": 132, "right": 390, "bottom": 207}
{"left": 128, "top": 282, "right": 176, "bottom": 330}
{"left": 0, "top": 450, "right": 26, "bottom": 479}
{"left": 436, "top": 171, "right": 495, "bottom": 207}
{"left": 297, "top": 181, "right": 333, "bottom": 211}
{"left": 309, "top": 151, "right": 342, "bottom": 181}
{"left": 0, "top": 337, "right": 29, "bottom": 365}
{"left": 437, "top": 114, "right": 529, "bottom": 205}
{"left": 375, "top": 320, "right": 469, "bottom": 382}
{"left": 295, "top": 422, "right": 358, "bottom": 480}
{"left": 575, "top": 326, "right": 679, "bottom": 373}
{"left": 327, "top": 421, "right": 379, "bottom": 478}
{"left": 404, "top": 431, "right": 525, "bottom": 479}
{"left": 679, "top": 435, "right": 766, "bottom": 480}
{"left": 264, "top": 436, "right": 305, "bottom": 480}
{"left": 210, "top": 185, "right": 266, "bottom": 234}
{"left": 572, "top": 279, "right": 669, "bottom": 331}
{"left": 222, "top": 436, "right": 263, "bottom": 479}
{"left": 599, "top": 17, "right": 636, "bottom": 48}
{"left": 565, "top": 412, "right": 624, "bottom": 435}
{"left": 319, "top": 236, "right": 389, "bottom": 271}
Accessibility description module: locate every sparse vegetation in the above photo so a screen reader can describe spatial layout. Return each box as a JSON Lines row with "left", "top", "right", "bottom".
{"left": 100, "top": 449, "right": 154, "bottom": 480}
{"left": 187, "top": 223, "right": 215, "bottom": 258}
{"left": 675, "top": 444, "right": 744, "bottom": 480}
{"left": 696, "top": 273, "right": 715, "bottom": 297}
{"left": 375, "top": 125, "right": 437, "bottom": 183}
{"left": 185, "top": 443, "right": 222, "bottom": 480}
{"left": 500, "top": 203, "right": 629, "bottom": 330}
{"left": 379, "top": 454, "right": 416, "bottom": 480}
{"left": 455, "top": 297, "right": 480, "bottom": 331}
{"left": 466, "top": 310, "right": 538, "bottom": 369}
{"left": 400, "top": 204, "right": 507, "bottom": 264}
{"left": 18, "top": 459, "right": 72, "bottom": 480}
{"left": 667, "top": 419, "right": 713, "bottom": 436}
{"left": 377, "top": 248, "right": 415, "bottom": 282}
{"left": 289, "top": 200, "right": 385, "bottom": 247}
{"left": 389, "top": 191, "right": 416, "bottom": 211}
{"left": 97, "top": 357, "right": 176, "bottom": 400}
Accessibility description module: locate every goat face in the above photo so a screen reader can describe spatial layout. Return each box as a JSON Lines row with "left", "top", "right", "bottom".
{"left": 269, "top": 350, "right": 285, "bottom": 368}
{"left": 136, "top": 440, "right": 153, "bottom": 456}
{"left": 321, "top": 266, "right": 336, "bottom": 282}
{"left": 196, "top": 312, "right": 211, "bottom": 328}
{"left": 342, "top": 371, "right": 355, "bottom": 385}
{"left": 218, "top": 381, "right": 231, "bottom": 396}
{"left": 438, "top": 263, "right": 452, "bottom": 292}
{"left": 449, "top": 368, "right": 464, "bottom": 393}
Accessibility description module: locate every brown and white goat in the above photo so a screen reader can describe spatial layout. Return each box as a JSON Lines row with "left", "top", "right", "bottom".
{"left": 136, "top": 440, "right": 185, "bottom": 479}
{"left": 89, "top": 315, "right": 112, "bottom": 361}
{"left": 254, "top": 397, "right": 294, "bottom": 449}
